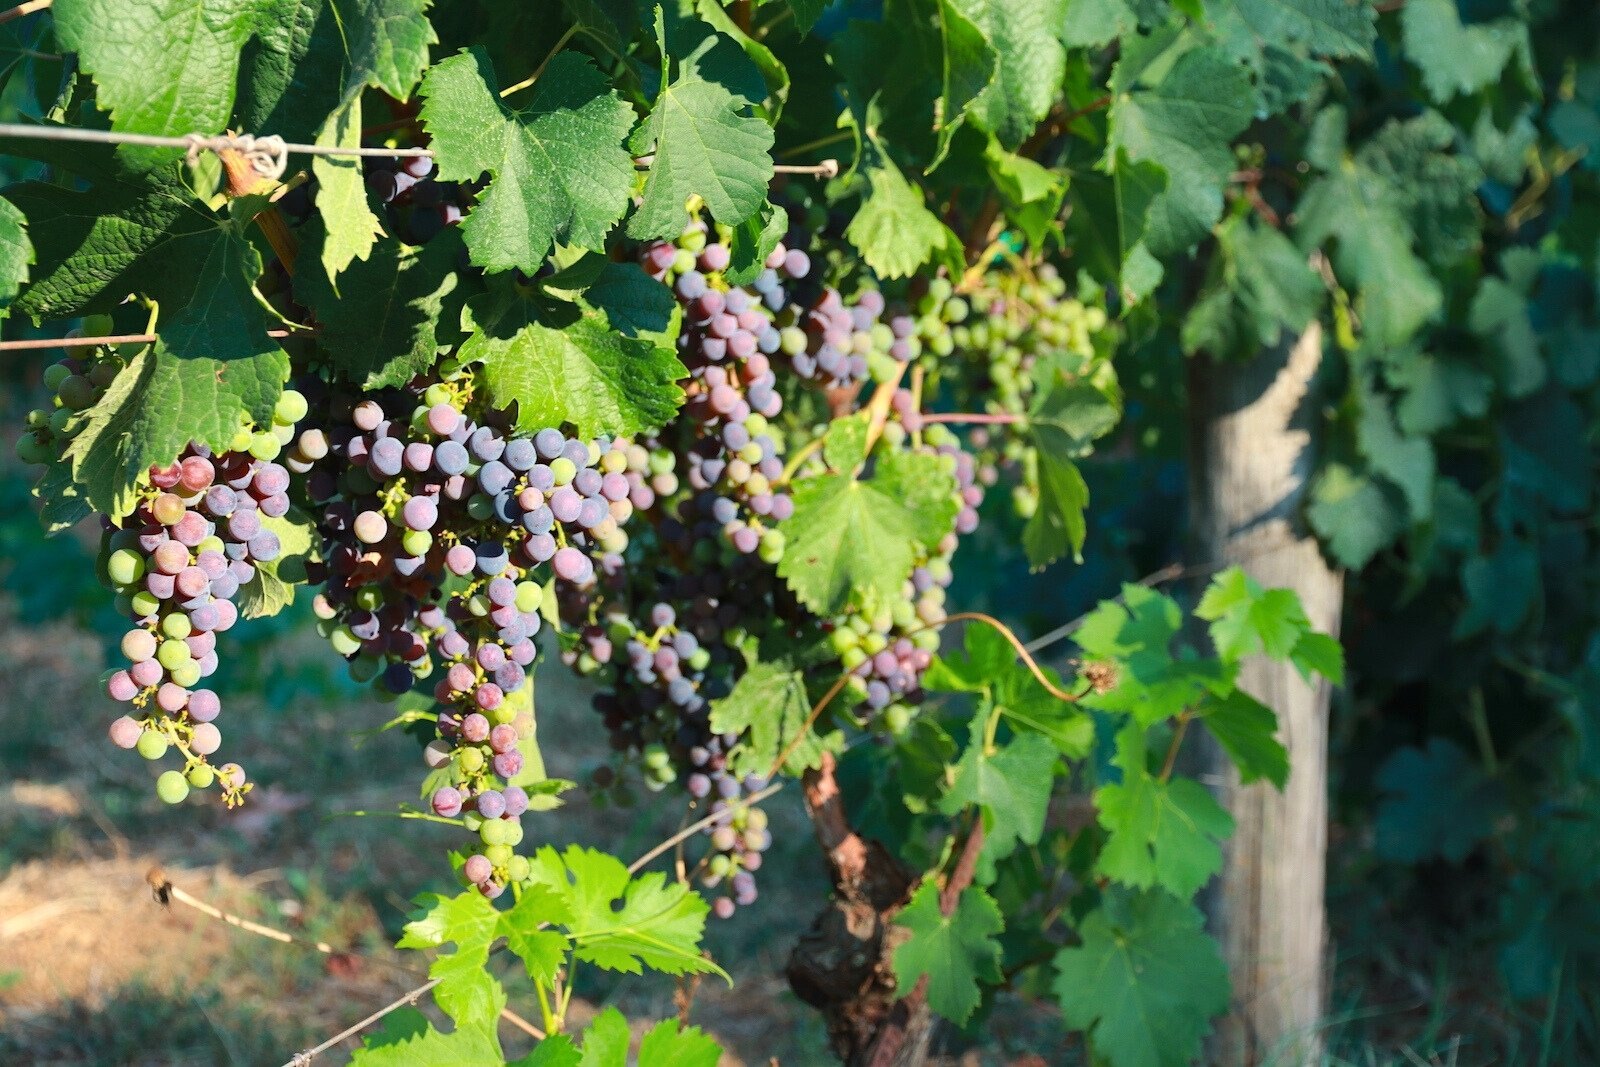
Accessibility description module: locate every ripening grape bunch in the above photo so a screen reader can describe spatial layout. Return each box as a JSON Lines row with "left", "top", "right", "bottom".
{"left": 14, "top": 343, "right": 124, "bottom": 466}
{"left": 300, "top": 371, "right": 635, "bottom": 897}
{"left": 364, "top": 154, "right": 474, "bottom": 245}
{"left": 17, "top": 378, "right": 309, "bottom": 805}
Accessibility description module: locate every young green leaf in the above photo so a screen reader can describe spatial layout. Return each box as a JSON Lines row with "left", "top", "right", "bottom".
{"left": 422, "top": 48, "right": 636, "bottom": 273}
{"left": 633, "top": 1018, "right": 725, "bottom": 1067}
{"left": 311, "top": 99, "right": 384, "bottom": 281}
{"left": 397, "top": 891, "right": 510, "bottom": 1028}
{"left": 938, "top": 728, "right": 1057, "bottom": 879}
{"left": 891, "top": 881, "right": 1005, "bottom": 1024}
{"left": 459, "top": 284, "right": 687, "bottom": 438}
{"left": 1095, "top": 724, "right": 1233, "bottom": 897}
{"left": 778, "top": 450, "right": 959, "bottom": 615}
{"left": 844, "top": 152, "right": 964, "bottom": 280}
{"left": 1194, "top": 566, "right": 1313, "bottom": 662}
{"left": 1023, "top": 372, "right": 1123, "bottom": 566}
{"left": 1198, "top": 690, "right": 1288, "bottom": 789}
{"left": 708, "top": 640, "right": 828, "bottom": 777}
{"left": 349, "top": 1007, "right": 504, "bottom": 1067}
{"left": 1052, "top": 889, "right": 1229, "bottom": 1067}
{"left": 525, "top": 846, "right": 727, "bottom": 980}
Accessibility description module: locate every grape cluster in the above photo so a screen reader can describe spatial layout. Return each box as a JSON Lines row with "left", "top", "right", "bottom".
{"left": 304, "top": 376, "right": 624, "bottom": 896}
{"left": 364, "top": 155, "right": 473, "bottom": 245}
{"left": 90, "top": 389, "right": 309, "bottom": 804}
{"left": 15, "top": 344, "right": 128, "bottom": 467}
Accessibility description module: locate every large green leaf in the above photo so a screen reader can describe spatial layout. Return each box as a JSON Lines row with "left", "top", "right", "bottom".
{"left": 708, "top": 639, "right": 827, "bottom": 777}
{"left": 349, "top": 1008, "right": 503, "bottom": 1067}
{"left": 938, "top": 727, "right": 1057, "bottom": 880}
{"left": 952, "top": 0, "right": 1064, "bottom": 146}
{"left": 1094, "top": 724, "right": 1234, "bottom": 897}
{"left": 0, "top": 195, "right": 30, "bottom": 319}
{"left": 843, "top": 151, "right": 963, "bottom": 280}
{"left": 891, "top": 881, "right": 1004, "bottom": 1024}
{"left": 62, "top": 231, "right": 289, "bottom": 520}
{"left": 459, "top": 283, "right": 687, "bottom": 438}
{"left": 628, "top": 19, "right": 775, "bottom": 238}
{"left": 311, "top": 98, "right": 384, "bottom": 281}
{"left": 1401, "top": 0, "right": 1531, "bottom": 104}
{"left": 422, "top": 48, "right": 636, "bottom": 273}
{"left": 295, "top": 229, "right": 462, "bottom": 389}
{"left": 1106, "top": 45, "right": 1255, "bottom": 256}
{"left": 1052, "top": 889, "right": 1229, "bottom": 1067}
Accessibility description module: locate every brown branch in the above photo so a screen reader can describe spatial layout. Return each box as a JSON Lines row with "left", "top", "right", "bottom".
{"left": 801, "top": 750, "right": 873, "bottom": 890}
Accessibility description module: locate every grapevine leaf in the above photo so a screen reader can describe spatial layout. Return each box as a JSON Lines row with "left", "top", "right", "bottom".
{"left": 709, "top": 641, "right": 826, "bottom": 777}
{"left": 349, "top": 1008, "right": 503, "bottom": 1066}
{"left": 0, "top": 194, "right": 31, "bottom": 318}
{"left": 574, "top": 1008, "right": 630, "bottom": 1066}
{"left": 1108, "top": 151, "right": 1168, "bottom": 304}
{"left": 295, "top": 229, "right": 461, "bottom": 389}
{"left": 459, "top": 283, "right": 688, "bottom": 438}
{"left": 938, "top": 728, "right": 1057, "bottom": 880}
{"left": 544, "top": 254, "right": 681, "bottom": 347}
{"left": 1075, "top": 586, "right": 1231, "bottom": 727}
{"left": 1375, "top": 739, "right": 1502, "bottom": 863}
{"left": 695, "top": 0, "right": 790, "bottom": 116}
{"left": 844, "top": 150, "right": 964, "bottom": 280}
{"left": 1183, "top": 216, "right": 1323, "bottom": 358}
{"left": 512, "top": 1034, "right": 580, "bottom": 1067}
{"left": 421, "top": 48, "right": 636, "bottom": 273}
{"left": 397, "top": 891, "right": 508, "bottom": 1028}
{"left": 1469, "top": 271, "right": 1545, "bottom": 399}
{"left": 1296, "top": 167, "right": 1442, "bottom": 348}
{"left": 778, "top": 450, "right": 959, "bottom": 615}
{"left": 237, "top": 506, "right": 317, "bottom": 619}
{"left": 1289, "top": 631, "right": 1344, "bottom": 685}
{"left": 1095, "top": 723, "right": 1233, "bottom": 897}
{"left": 634, "top": 1019, "right": 725, "bottom": 1067}
{"left": 1306, "top": 462, "right": 1407, "bottom": 569}
{"left": 1199, "top": 689, "right": 1288, "bottom": 789}
{"left": 1194, "top": 566, "right": 1312, "bottom": 662}
{"left": 785, "top": 0, "right": 828, "bottom": 35}
{"left": 929, "top": 0, "right": 997, "bottom": 165}
{"left": 1062, "top": 0, "right": 1171, "bottom": 47}
{"left": 331, "top": 0, "right": 437, "bottom": 99}
{"left": 53, "top": 0, "right": 276, "bottom": 139}
{"left": 1106, "top": 45, "right": 1255, "bottom": 256}
{"left": 1023, "top": 372, "right": 1122, "bottom": 567}
{"left": 1228, "top": 0, "right": 1375, "bottom": 61}
{"left": 311, "top": 98, "right": 384, "bottom": 281}
{"left": 924, "top": 622, "right": 1017, "bottom": 693}
{"left": 500, "top": 883, "right": 577, "bottom": 985}
{"left": 1356, "top": 387, "right": 1435, "bottom": 521}
{"left": 63, "top": 234, "right": 289, "bottom": 520}
{"left": 890, "top": 881, "right": 1004, "bottom": 1025}
{"left": 628, "top": 12, "right": 774, "bottom": 239}
{"left": 1400, "top": 0, "right": 1531, "bottom": 104}
{"left": 724, "top": 202, "right": 789, "bottom": 286}
{"left": 526, "top": 846, "right": 727, "bottom": 980}
{"left": 1052, "top": 889, "right": 1229, "bottom": 1067}
{"left": 951, "top": 0, "right": 1064, "bottom": 147}
{"left": 31, "top": 461, "right": 93, "bottom": 534}
{"left": 7, "top": 148, "right": 213, "bottom": 321}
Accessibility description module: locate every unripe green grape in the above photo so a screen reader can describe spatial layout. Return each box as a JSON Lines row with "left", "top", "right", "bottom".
{"left": 107, "top": 548, "right": 145, "bottom": 585}
{"left": 884, "top": 705, "right": 912, "bottom": 734}
{"left": 273, "top": 389, "right": 308, "bottom": 426}
{"left": 42, "top": 362, "right": 71, "bottom": 390}
{"left": 49, "top": 408, "right": 72, "bottom": 436}
{"left": 841, "top": 646, "right": 868, "bottom": 671}
{"left": 187, "top": 764, "right": 216, "bottom": 789}
{"left": 459, "top": 747, "right": 486, "bottom": 773}
{"left": 137, "top": 730, "right": 169, "bottom": 760}
{"left": 688, "top": 647, "right": 711, "bottom": 672}
{"left": 861, "top": 632, "right": 888, "bottom": 656}
{"left": 709, "top": 854, "right": 733, "bottom": 878}
{"left": 348, "top": 655, "right": 382, "bottom": 683}
{"left": 489, "top": 703, "right": 517, "bottom": 726}
{"left": 507, "top": 855, "right": 531, "bottom": 882}
{"left": 501, "top": 821, "right": 524, "bottom": 847}
{"left": 515, "top": 582, "right": 543, "bottom": 613}
{"left": 131, "top": 590, "right": 161, "bottom": 618}
{"left": 401, "top": 529, "right": 432, "bottom": 555}
{"left": 467, "top": 593, "right": 491, "bottom": 617}
{"left": 830, "top": 627, "right": 860, "bottom": 654}
{"left": 480, "top": 818, "right": 508, "bottom": 845}
{"left": 161, "top": 613, "right": 192, "bottom": 640}
{"left": 329, "top": 626, "right": 361, "bottom": 656}
{"left": 485, "top": 842, "right": 514, "bottom": 866}
{"left": 157, "top": 639, "right": 191, "bottom": 670}
{"left": 466, "top": 494, "right": 493, "bottom": 520}
{"left": 156, "top": 770, "right": 191, "bottom": 804}
{"left": 464, "top": 810, "right": 485, "bottom": 832}
{"left": 170, "top": 661, "right": 202, "bottom": 687}
{"left": 249, "top": 431, "right": 281, "bottom": 461}
{"left": 354, "top": 586, "right": 383, "bottom": 611}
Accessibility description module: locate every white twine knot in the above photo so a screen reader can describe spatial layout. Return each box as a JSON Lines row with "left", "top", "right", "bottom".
{"left": 183, "top": 132, "right": 289, "bottom": 182}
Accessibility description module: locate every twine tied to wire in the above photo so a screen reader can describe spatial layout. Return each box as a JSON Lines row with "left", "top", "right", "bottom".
{"left": 182, "top": 132, "right": 289, "bottom": 181}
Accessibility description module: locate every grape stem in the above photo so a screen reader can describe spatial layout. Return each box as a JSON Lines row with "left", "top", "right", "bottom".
{"left": 627, "top": 779, "right": 786, "bottom": 874}
{"left": 776, "top": 435, "right": 825, "bottom": 486}
{"left": 0, "top": 0, "right": 49, "bottom": 24}
{"left": 918, "top": 412, "right": 1024, "bottom": 426}
{"left": 335, "top": 808, "right": 467, "bottom": 828}
{"left": 765, "top": 673, "right": 852, "bottom": 783}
